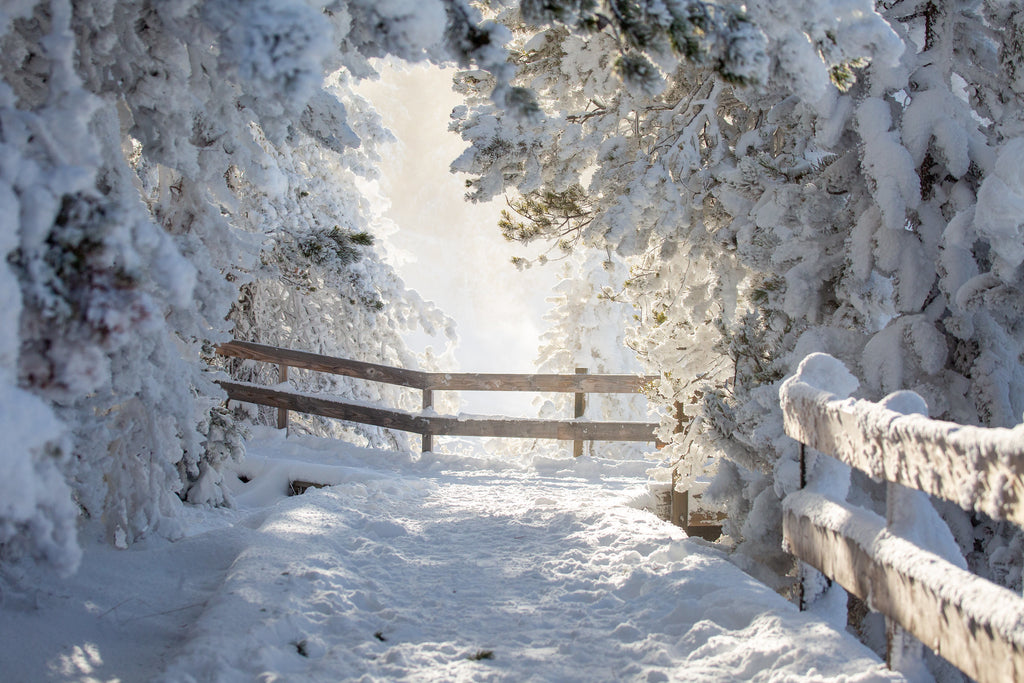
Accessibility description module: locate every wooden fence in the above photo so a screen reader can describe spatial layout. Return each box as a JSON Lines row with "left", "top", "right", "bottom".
{"left": 215, "top": 340, "right": 660, "bottom": 454}
{"left": 780, "top": 370, "right": 1024, "bottom": 683}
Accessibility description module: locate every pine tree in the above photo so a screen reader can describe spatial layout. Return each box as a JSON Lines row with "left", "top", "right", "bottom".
{"left": 533, "top": 249, "right": 648, "bottom": 458}
{"left": 453, "top": 0, "right": 1024, "bottom": 608}
{"left": 0, "top": 0, "right": 509, "bottom": 571}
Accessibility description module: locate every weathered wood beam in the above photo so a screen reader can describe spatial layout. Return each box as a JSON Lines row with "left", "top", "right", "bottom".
{"left": 277, "top": 363, "right": 289, "bottom": 431}
{"left": 217, "top": 340, "right": 429, "bottom": 389}
{"left": 784, "top": 490, "right": 1024, "bottom": 683}
{"left": 573, "top": 367, "right": 587, "bottom": 457}
{"left": 219, "top": 381, "right": 659, "bottom": 442}
{"left": 424, "top": 372, "right": 656, "bottom": 393}
{"left": 425, "top": 415, "right": 659, "bottom": 441}
{"left": 216, "top": 341, "right": 657, "bottom": 394}
{"left": 780, "top": 383, "right": 1024, "bottom": 526}
{"left": 219, "top": 381, "right": 429, "bottom": 433}
{"left": 421, "top": 388, "right": 434, "bottom": 453}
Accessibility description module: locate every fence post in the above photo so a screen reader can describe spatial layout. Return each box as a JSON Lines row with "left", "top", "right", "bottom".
{"left": 880, "top": 398, "right": 926, "bottom": 674}
{"left": 794, "top": 441, "right": 832, "bottom": 613}
{"left": 421, "top": 388, "right": 434, "bottom": 453}
{"left": 573, "top": 367, "right": 587, "bottom": 457}
{"left": 277, "top": 364, "right": 289, "bottom": 433}
{"left": 884, "top": 476, "right": 925, "bottom": 670}
{"left": 797, "top": 442, "right": 807, "bottom": 610}
{"left": 670, "top": 467, "right": 689, "bottom": 529}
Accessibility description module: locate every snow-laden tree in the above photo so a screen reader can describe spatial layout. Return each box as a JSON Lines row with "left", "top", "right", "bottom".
{"left": 0, "top": 0, "right": 510, "bottom": 574}
{"left": 221, "top": 77, "right": 456, "bottom": 451}
{"left": 532, "top": 248, "right": 648, "bottom": 457}
{"left": 453, "top": 0, "right": 1024, "bottom": 600}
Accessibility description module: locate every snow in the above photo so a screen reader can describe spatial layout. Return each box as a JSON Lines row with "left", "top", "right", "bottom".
{"left": 856, "top": 97, "right": 921, "bottom": 232}
{"left": 781, "top": 353, "right": 1024, "bottom": 526}
{"left": 1, "top": 427, "right": 902, "bottom": 682}
{"left": 871, "top": 391, "right": 964, "bottom": 569}
{"left": 0, "top": 385, "right": 79, "bottom": 575}
{"left": 975, "top": 138, "right": 1024, "bottom": 268}
{"left": 786, "top": 352, "right": 860, "bottom": 399}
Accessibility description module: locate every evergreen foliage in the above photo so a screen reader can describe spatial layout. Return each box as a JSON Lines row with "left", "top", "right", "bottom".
{"left": 499, "top": 185, "right": 593, "bottom": 264}
{"left": 3, "top": 8, "right": 1023, "bottom": 662}
{"left": 533, "top": 249, "right": 648, "bottom": 459}
{"left": 518, "top": 0, "right": 769, "bottom": 89}
{"left": 0, "top": 0, "right": 487, "bottom": 572}
{"left": 453, "top": 0, "right": 1024, "bottom": 619}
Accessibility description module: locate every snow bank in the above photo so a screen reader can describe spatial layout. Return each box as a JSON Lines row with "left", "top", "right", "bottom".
{"left": 976, "top": 138, "right": 1024, "bottom": 267}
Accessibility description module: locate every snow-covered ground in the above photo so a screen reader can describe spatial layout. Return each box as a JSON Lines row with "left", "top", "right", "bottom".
{"left": 1, "top": 428, "right": 903, "bottom": 682}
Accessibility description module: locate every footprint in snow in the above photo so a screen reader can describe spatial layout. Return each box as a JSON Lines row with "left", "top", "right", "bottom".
{"left": 365, "top": 520, "right": 407, "bottom": 538}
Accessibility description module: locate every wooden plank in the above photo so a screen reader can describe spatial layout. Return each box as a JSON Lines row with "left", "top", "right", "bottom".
{"left": 217, "top": 341, "right": 657, "bottom": 394}
{"left": 784, "top": 490, "right": 1024, "bottom": 683}
{"left": 219, "top": 381, "right": 429, "bottom": 434}
{"left": 217, "top": 340, "right": 429, "bottom": 389}
{"left": 289, "top": 480, "right": 326, "bottom": 496}
{"left": 277, "top": 364, "right": 289, "bottom": 431}
{"left": 423, "top": 415, "right": 659, "bottom": 441}
{"left": 421, "top": 389, "right": 433, "bottom": 453}
{"left": 780, "top": 385, "right": 1024, "bottom": 526}
{"left": 573, "top": 368, "right": 587, "bottom": 457}
{"left": 671, "top": 488, "right": 689, "bottom": 529}
{"left": 424, "top": 371, "right": 656, "bottom": 393}
{"left": 219, "top": 381, "right": 658, "bottom": 442}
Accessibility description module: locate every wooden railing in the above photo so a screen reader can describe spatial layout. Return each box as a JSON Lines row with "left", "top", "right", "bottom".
{"left": 216, "top": 340, "right": 660, "bottom": 453}
{"left": 780, "top": 357, "right": 1024, "bottom": 683}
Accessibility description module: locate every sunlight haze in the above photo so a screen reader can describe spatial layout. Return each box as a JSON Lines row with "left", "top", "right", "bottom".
{"left": 358, "top": 63, "right": 561, "bottom": 417}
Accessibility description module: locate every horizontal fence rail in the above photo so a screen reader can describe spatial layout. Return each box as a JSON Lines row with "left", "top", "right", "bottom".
{"left": 781, "top": 380, "right": 1024, "bottom": 527}
{"left": 218, "top": 340, "right": 656, "bottom": 393}
{"left": 218, "top": 381, "right": 660, "bottom": 442}
{"left": 219, "top": 340, "right": 426, "bottom": 389}
{"left": 780, "top": 355, "right": 1024, "bottom": 683}
{"left": 216, "top": 341, "right": 660, "bottom": 452}
{"left": 784, "top": 490, "right": 1024, "bottom": 683}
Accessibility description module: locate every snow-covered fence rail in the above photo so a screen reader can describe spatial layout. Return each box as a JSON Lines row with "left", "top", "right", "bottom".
{"left": 216, "top": 340, "right": 659, "bottom": 452}
{"left": 779, "top": 354, "right": 1024, "bottom": 683}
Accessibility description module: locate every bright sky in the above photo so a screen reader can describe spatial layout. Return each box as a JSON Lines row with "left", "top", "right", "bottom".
{"left": 357, "top": 63, "right": 561, "bottom": 417}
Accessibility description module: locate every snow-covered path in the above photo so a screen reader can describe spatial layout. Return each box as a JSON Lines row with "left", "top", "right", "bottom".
{"left": 2, "top": 431, "right": 903, "bottom": 682}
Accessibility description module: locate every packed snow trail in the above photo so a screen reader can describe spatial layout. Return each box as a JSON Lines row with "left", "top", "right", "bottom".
{"left": 154, "top": 433, "right": 900, "bottom": 682}
{"left": 1, "top": 429, "right": 903, "bottom": 681}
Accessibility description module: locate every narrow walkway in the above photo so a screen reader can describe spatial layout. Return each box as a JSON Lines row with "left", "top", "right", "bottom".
{"left": 151, "top": 438, "right": 902, "bottom": 682}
